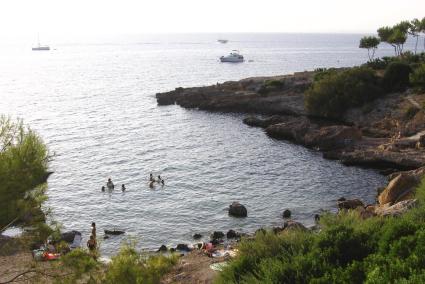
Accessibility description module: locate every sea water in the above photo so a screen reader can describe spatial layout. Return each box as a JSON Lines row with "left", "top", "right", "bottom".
{"left": 1, "top": 33, "right": 412, "bottom": 254}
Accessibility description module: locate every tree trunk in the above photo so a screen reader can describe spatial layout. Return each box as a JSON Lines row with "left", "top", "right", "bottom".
{"left": 415, "top": 35, "right": 419, "bottom": 54}
{"left": 371, "top": 48, "right": 376, "bottom": 60}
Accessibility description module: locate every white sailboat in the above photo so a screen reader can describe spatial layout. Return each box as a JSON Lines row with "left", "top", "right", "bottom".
{"left": 32, "top": 35, "right": 50, "bottom": 51}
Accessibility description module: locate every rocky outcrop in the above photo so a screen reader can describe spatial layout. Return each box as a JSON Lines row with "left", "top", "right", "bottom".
{"left": 265, "top": 117, "right": 312, "bottom": 143}
{"left": 229, "top": 202, "right": 247, "bottom": 217}
{"left": 304, "top": 126, "right": 362, "bottom": 151}
{"left": 156, "top": 73, "right": 313, "bottom": 115}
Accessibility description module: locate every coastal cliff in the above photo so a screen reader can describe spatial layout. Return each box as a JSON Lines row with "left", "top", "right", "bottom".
{"left": 156, "top": 70, "right": 425, "bottom": 172}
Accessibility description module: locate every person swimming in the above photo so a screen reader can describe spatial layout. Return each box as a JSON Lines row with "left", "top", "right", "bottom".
{"left": 157, "top": 175, "right": 162, "bottom": 182}
{"left": 149, "top": 180, "right": 155, "bottom": 188}
{"left": 149, "top": 173, "right": 155, "bottom": 182}
{"left": 101, "top": 186, "right": 105, "bottom": 192}
{"left": 161, "top": 179, "right": 165, "bottom": 186}
{"left": 121, "top": 184, "right": 126, "bottom": 192}
{"left": 106, "top": 178, "right": 114, "bottom": 190}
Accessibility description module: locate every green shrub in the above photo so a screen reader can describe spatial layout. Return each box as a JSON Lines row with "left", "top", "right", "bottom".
{"left": 305, "top": 67, "right": 383, "bottom": 118}
{"left": 313, "top": 68, "right": 338, "bottom": 82}
{"left": 410, "top": 63, "right": 425, "bottom": 91}
{"left": 104, "top": 244, "right": 177, "bottom": 284}
{"left": 382, "top": 62, "right": 413, "bottom": 92}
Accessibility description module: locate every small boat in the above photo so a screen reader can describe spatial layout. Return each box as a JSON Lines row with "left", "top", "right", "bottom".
{"left": 220, "top": 50, "right": 244, "bottom": 63}
{"left": 217, "top": 39, "right": 228, "bottom": 44}
{"left": 32, "top": 35, "right": 50, "bottom": 51}
{"left": 32, "top": 45, "right": 50, "bottom": 51}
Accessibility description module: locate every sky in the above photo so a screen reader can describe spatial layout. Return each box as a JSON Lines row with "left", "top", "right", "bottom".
{"left": 0, "top": 0, "right": 424, "bottom": 36}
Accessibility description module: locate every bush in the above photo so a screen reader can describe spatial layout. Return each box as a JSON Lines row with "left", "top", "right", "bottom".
{"left": 363, "top": 57, "right": 395, "bottom": 70}
{"left": 305, "top": 67, "right": 383, "bottom": 118}
{"left": 410, "top": 63, "right": 425, "bottom": 91}
{"left": 217, "top": 180, "right": 425, "bottom": 284}
{"left": 0, "top": 116, "right": 50, "bottom": 229}
{"left": 104, "top": 244, "right": 177, "bottom": 284}
{"left": 382, "top": 62, "right": 413, "bottom": 92}
{"left": 258, "top": 79, "right": 285, "bottom": 96}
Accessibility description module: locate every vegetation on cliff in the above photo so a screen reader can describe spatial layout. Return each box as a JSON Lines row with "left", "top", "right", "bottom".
{"left": 216, "top": 181, "right": 425, "bottom": 284}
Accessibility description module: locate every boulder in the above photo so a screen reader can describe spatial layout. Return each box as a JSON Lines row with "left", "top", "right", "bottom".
{"left": 337, "top": 199, "right": 365, "bottom": 210}
{"left": 211, "top": 231, "right": 225, "bottom": 240}
{"left": 60, "top": 231, "right": 82, "bottom": 243}
{"left": 226, "top": 230, "right": 238, "bottom": 239}
{"left": 283, "top": 220, "right": 308, "bottom": 231}
{"left": 176, "top": 244, "right": 191, "bottom": 252}
{"left": 157, "top": 245, "right": 168, "bottom": 252}
{"left": 378, "top": 173, "right": 419, "bottom": 205}
{"left": 377, "top": 199, "right": 418, "bottom": 217}
{"left": 229, "top": 202, "right": 247, "bottom": 217}
{"left": 282, "top": 209, "right": 291, "bottom": 218}
{"left": 193, "top": 233, "right": 202, "bottom": 240}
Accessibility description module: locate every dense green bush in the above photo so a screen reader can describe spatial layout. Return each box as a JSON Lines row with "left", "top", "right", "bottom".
{"left": 104, "top": 244, "right": 177, "bottom": 284}
{"left": 0, "top": 116, "right": 50, "bottom": 229}
{"left": 382, "top": 62, "right": 413, "bottom": 92}
{"left": 410, "top": 63, "right": 425, "bottom": 91}
{"left": 216, "top": 180, "right": 425, "bottom": 284}
{"left": 305, "top": 67, "right": 383, "bottom": 118}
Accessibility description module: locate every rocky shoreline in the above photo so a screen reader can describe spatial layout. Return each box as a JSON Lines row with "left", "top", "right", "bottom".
{"left": 156, "top": 69, "right": 425, "bottom": 229}
{"left": 156, "top": 70, "right": 425, "bottom": 173}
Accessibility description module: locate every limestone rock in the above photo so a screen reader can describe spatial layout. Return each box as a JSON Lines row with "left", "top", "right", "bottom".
{"left": 378, "top": 173, "right": 419, "bottom": 205}
{"left": 377, "top": 199, "right": 418, "bottom": 217}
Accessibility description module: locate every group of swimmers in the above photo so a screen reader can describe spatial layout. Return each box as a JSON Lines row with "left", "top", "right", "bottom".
{"left": 149, "top": 173, "right": 165, "bottom": 188}
{"left": 101, "top": 174, "right": 165, "bottom": 192}
{"left": 101, "top": 178, "right": 126, "bottom": 192}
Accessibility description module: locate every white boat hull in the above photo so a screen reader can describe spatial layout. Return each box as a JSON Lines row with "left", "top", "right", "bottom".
{"left": 32, "top": 46, "right": 50, "bottom": 51}
{"left": 220, "top": 57, "right": 244, "bottom": 63}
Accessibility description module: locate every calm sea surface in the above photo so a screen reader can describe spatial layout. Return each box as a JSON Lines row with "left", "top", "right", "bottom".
{"left": 1, "top": 33, "right": 413, "bottom": 255}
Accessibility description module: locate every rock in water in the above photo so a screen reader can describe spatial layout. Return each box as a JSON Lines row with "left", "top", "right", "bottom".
{"left": 193, "top": 233, "right": 202, "bottom": 239}
{"left": 176, "top": 244, "right": 191, "bottom": 251}
{"left": 337, "top": 199, "right": 365, "bottom": 210}
{"left": 282, "top": 209, "right": 291, "bottom": 218}
{"left": 104, "top": 230, "right": 125, "bottom": 235}
{"left": 157, "top": 245, "right": 168, "bottom": 252}
{"left": 60, "top": 231, "right": 82, "bottom": 243}
{"left": 226, "top": 230, "right": 238, "bottom": 239}
{"left": 229, "top": 202, "right": 247, "bottom": 217}
{"left": 211, "top": 231, "right": 225, "bottom": 240}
